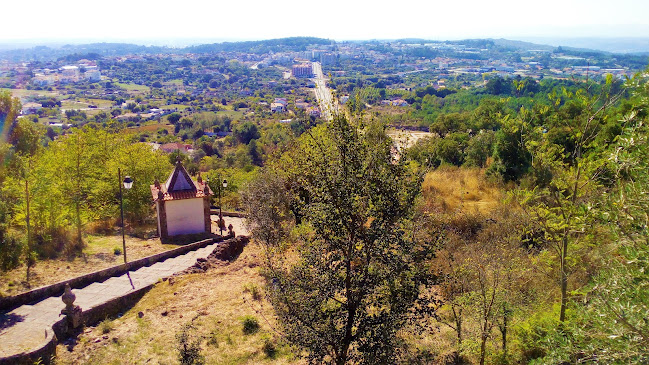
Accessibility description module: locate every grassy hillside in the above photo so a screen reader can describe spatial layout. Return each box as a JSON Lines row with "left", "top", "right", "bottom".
{"left": 421, "top": 166, "right": 502, "bottom": 215}
{"left": 55, "top": 242, "right": 300, "bottom": 365}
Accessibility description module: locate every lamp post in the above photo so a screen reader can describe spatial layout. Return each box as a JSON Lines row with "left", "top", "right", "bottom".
{"left": 219, "top": 178, "right": 227, "bottom": 236}
{"left": 118, "top": 168, "right": 133, "bottom": 264}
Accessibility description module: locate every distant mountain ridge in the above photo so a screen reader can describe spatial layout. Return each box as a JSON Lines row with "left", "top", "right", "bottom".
{"left": 516, "top": 37, "right": 649, "bottom": 54}
{"left": 185, "top": 37, "right": 333, "bottom": 54}
{"left": 0, "top": 37, "right": 334, "bottom": 62}
{"left": 1, "top": 36, "right": 647, "bottom": 62}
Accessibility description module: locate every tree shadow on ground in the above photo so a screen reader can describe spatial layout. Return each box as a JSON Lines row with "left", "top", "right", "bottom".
{"left": 0, "top": 312, "right": 25, "bottom": 331}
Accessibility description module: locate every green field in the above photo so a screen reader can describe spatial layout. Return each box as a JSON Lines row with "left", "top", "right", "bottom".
{"left": 79, "top": 98, "right": 114, "bottom": 108}
{"left": 61, "top": 100, "right": 90, "bottom": 109}
{"left": 114, "top": 82, "right": 150, "bottom": 93}
{"left": 162, "top": 104, "right": 190, "bottom": 110}
{"left": 164, "top": 79, "right": 184, "bottom": 87}
{"left": 1, "top": 88, "right": 58, "bottom": 99}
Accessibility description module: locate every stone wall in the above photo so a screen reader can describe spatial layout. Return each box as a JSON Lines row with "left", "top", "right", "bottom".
{"left": 0, "top": 328, "right": 57, "bottom": 365}
{"left": 0, "top": 235, "right": 233, "bottom": 312}
{"left": 0, "top": 235, "right": 248, "bottom": 365}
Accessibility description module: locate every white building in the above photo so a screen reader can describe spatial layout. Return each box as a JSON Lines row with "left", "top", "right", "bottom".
{"left": 21, "top": 102, "right": 43, "bottom": 114}
{"left": 150, "top": 161, "right": 213, "bottom": 242}
{"left": 85, "top": 70, "right": 102, "bottom": 82}
{"left": 271, "top": 102, "right": 285, "bottom": 113}
{"left": 32, "top": 75, "right": 55, "bottom": 87}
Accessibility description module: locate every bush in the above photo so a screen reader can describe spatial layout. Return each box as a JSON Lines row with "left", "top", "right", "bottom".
{"left": 262, "top": 337, "right": 277, "bottom": 358}
{"left": 176, "top": 323, "right": 205, "bottom": 365}
{"left": 0, "top": 231, "right": 23, "bottom": 271}
{"left": 243, "top": 283, "right": 262, "bottom": 301}
{"left": 514, "top": 305, "right": 565, "bottom": 363}
{"left": 206, "top": 330, "right": 219, "bottom": 347}
{"left": 113, "top": 247, "right": 122, "bottom": 256}
{"left": 241, "top": 315, "right": 259, "bottom": 335}
{"left": 32, "top": 226, "right": 74, "bottom": 259}
{"left": 99, "top": 319, "right": 114, "bottom": 334}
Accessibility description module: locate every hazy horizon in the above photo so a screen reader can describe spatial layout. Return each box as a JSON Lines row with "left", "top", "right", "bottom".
{"left": 2, "top": 35, "right": 649, "bottom": 55}
{"left": 1, "top": 0, "right": 648, "bottom": 48}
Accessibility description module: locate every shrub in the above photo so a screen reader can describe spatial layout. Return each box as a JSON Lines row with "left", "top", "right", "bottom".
{"left": 241, "top": 315, "right": 259, "bottom": 335}
{"left": 262, "top": 337, "right": 277, "bottom": 359}
{"left": 99, "top": 319, "right": 114, "bottom": 334}
{"left": 0, "top": 231, "right": 23, "bottom": 271}
{"left": 514, "top": 305, "right": 565, "bottom": 363}
{"left": 206, "top": 330, "right": 219, "bottom": 347}
{"left": 243, "top": 283, "right": 262, "bottom": 301}
{"left": 113, "top": 247, "right": 122, "bottom": 256}
{"left": 176, "top": 323, "right": 205, "bottom": 365}
{"left": 32, "top": 226, "right": 75, "bottom": 259}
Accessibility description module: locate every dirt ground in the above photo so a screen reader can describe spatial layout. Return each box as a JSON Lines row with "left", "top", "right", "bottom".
{"left": 54, "top": 242, "right": 301, "bottom": 365}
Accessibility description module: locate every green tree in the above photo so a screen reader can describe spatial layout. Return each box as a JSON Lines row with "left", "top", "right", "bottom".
{"left": 232, "top": 121, "right": 260, "bottom": 144}
{"left": 516, "top": 83, "right": 622, "bottom": 322}
{"left": 167, "top": 112, "right": 182, "bottom": 124}
{"left": 464, "top": 131, "right": 495, "bottom": 168}
{"left": 244, "top": 116, "right": 433, "bottom": 364}
{"left": 529, "top": 73, "right": 649, "bottom": 363}
{"left": 0, "top": 92, "right": 23, "bottom": 271}
{"left": 0, "top": 90, "right": 21, "bottom": 141}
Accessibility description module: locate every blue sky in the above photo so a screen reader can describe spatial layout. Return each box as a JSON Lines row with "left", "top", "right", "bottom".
{"left": 2, "top": 0, "right": 648, "bottom": 43}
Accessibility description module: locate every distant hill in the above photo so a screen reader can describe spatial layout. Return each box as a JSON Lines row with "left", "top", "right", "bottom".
{"left": 516, "top": 37, "right": 649, "bottom": 54}
{"left": 0, "top": 37, "right": 334, "bottom": 62}
{"left": 1, "top": 36, "right": 647, "bottom": 63}
{"left": 185, "top": 37, "right": 333, "bottom": 54}
{"left": 0, "top": 43, "right": 173, "bottom": 62}
{"left": 489, "top": 38, "right": 555, "bottom": 52}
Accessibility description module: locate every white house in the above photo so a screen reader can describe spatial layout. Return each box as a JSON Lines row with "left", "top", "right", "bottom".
{"left": 22, "top": 102, "right": 43, "bottom": 115}
{"left": 271, "top": 102, "right": 285, "bottom": 113}
{"left": 150, "top": 161, "right": 213, "bottom": 241}
{"left": 85, "top": 70, "right": 102, "bottom": 82}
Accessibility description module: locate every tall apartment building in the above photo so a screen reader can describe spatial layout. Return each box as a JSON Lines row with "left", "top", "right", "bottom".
{"left": 292, "top": 63, "right": 313, "bottom": 78}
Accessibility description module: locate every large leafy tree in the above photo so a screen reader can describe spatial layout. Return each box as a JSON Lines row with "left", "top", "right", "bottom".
{"left": 517, "top": 79, "right": 625, "bottom": 322}
{"left": 0, "top": 91, "right": 23, "bottom": 270}
{"left": 244, "top": 116, "right": 434, "bottom": 364}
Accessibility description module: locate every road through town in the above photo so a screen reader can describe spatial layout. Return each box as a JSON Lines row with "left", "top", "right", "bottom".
{"left": 311, "top": 62, "right": 337, "bottom": 120}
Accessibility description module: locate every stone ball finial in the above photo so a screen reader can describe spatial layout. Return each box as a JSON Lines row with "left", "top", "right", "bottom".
{"left": 62, "top": 283, "right": 76, "bottom": 310}
{"left": 61, "top": 283, "right": 83, "bottom": 329}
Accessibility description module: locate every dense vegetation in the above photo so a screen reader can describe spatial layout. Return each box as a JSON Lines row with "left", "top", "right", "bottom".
{"left": 242, "top": 68, "right": 649, "bottom": 363}
{"left": 2, "top": 35, "right": 649, "bottom": 363}
{"left": 1, "top": 92, "right": 170, "bottom": 274}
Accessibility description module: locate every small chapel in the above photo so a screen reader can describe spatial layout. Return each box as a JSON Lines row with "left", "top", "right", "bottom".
{"left": 150, "top": 161, "right": 213, "bottom": 241}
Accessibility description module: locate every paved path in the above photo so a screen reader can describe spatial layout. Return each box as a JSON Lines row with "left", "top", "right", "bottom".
{"left": 0, "top": 216, "right": 247, "bottom": 358}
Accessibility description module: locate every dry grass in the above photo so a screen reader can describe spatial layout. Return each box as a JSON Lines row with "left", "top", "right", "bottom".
{"left": 387, "top": 129, "right": 433, "bottom": 150}
{"left": 0, "top": 234, "right": 176, "bottom": 297}
{"left": 422, "top": 166, "right": 502, "bottom": 215}
{"left": 131, "top": 122, "right": 174, "bottom": 134}
{"left": 55, "top": 242, "right": 301, "bottom": 365}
